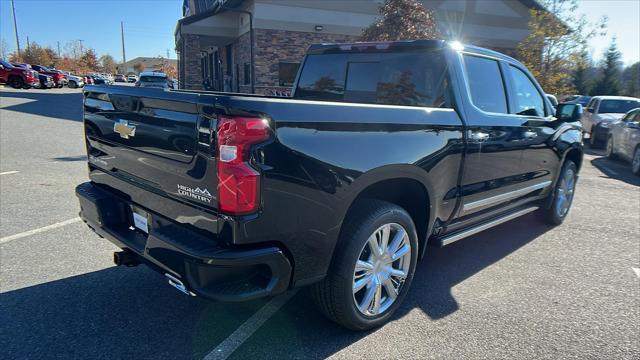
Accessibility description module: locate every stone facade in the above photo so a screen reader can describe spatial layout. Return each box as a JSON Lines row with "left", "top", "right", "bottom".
{"left": 253, "top": 29, "right": 358, "bottom": 95}
{"left": 180, "top": 34, "right": 203, "bottom": 90}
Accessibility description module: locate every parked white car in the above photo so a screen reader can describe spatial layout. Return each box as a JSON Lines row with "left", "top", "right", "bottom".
{"left": 127, "top": 74, "right": 138, "bottom": 83}
{"left": 581, "top": 96, "right": 640, "bottom": 148}
{"left": 64, "top": 73, "right": 85, "bottom": 88}
{"left": 606, "top": 108, "right": 640, "bottom": 175}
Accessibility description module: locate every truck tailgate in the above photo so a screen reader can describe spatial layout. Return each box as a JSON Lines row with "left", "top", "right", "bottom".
{"left": 83, "top": 86, "right": 219, "bottom": 210}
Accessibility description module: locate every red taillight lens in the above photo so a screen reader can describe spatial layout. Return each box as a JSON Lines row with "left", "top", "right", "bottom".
{"left": 217, "top": 115, "right": 270, "bottom": 215}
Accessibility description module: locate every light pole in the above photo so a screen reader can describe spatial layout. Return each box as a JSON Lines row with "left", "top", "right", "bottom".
{"left": 10, "top": 0, "right": 20, "bottom": 56}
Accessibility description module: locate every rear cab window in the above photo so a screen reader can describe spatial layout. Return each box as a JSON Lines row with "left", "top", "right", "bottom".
{"left": 461, "top": 54, "right": 508, "bottom": 114}
{"left": 140, "top": 75, "right": 167, "bottom": 83}
{"left": 294, "top": 49, "right": 451, "bottom": 108}
{"left": 507, "top": 65, "right": 546, "bottom": 117}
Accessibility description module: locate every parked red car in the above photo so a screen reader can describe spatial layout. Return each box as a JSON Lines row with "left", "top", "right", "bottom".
{"left": 0, "top": 59, "right": 40, "bottom": 89}
{"left": 84, "top": 76, "right": 94, "bottom": 85}
{"left": 29, "top": 64, "right": 67, "bottom": 88}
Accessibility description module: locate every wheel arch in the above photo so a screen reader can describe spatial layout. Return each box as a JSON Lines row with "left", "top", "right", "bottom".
{"left": 338, "top": 165, "right": 436, "bottom": 260}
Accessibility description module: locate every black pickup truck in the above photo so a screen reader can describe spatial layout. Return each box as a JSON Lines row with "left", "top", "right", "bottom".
{"left": 77, "top": 40, "right": 583, "bottom": 330}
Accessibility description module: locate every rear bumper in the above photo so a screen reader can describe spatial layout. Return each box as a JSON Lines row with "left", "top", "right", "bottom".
{"left": 76, "top": 181, "right": 292, "bottom": 301}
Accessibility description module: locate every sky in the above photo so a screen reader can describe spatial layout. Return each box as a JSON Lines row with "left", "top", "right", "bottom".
{"left": 0, "top": 0, "right": 181, "bottom": 62}
{"left": 0, "top": 0, "right": 639, "bottom": 65}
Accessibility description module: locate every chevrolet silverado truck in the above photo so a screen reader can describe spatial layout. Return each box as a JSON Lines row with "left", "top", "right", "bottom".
{"left": 77, "top": 40, "right": 584, "bottom": 330}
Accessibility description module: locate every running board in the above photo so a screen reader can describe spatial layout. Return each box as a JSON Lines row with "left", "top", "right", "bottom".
{"left": 438, "top": 206, "right": 540, "bottom": 247}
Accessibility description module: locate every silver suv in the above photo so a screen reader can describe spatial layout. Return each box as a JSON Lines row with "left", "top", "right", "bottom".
{"left": 135, "top": 72, "right": 171, "bottom": 89}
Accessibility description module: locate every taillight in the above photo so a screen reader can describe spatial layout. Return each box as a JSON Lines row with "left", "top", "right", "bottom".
{"left": 217, "top": 115, "right": 270, "bottom": 215}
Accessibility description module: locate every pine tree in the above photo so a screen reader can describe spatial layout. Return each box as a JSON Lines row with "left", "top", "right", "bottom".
{"left": 593, "top": 39, "right": 622, "bottom": 95}
{"left": 621, "top": 62, "right": 640, "bottom": 97}
{"left": 361, "top": 0, "right": 438, "bottom": 41}
{"left": 572, "top": 50, "right": 593, "bottom": 95}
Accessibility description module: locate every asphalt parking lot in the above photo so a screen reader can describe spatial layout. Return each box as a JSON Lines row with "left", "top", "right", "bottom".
{"left": 1, "top": 86, "right": 639, "bottom": 360}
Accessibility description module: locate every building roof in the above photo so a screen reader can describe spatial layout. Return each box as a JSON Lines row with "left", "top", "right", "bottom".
{"left": 120, "top": 57, "right": 177, "bottom": 69}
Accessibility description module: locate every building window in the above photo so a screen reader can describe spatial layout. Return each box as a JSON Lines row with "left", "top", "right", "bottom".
{"left": 279, "top": 62, "right": 300, "bottom": 87}
{"left": 244, "top": 63, "right": 250, "bottom": 85}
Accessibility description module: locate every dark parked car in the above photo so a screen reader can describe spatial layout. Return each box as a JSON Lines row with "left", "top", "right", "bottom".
{"left": 88, "top": 75, "right": 108, "bottom": 85}
{"left": 0, "top": 59, "right": 40, "bottom": 89}
{"left": 78, "top": 40, "right": 584, "bottom": 330}
{"left": 114, "top": 74, "right": 127, "bottom": 82}
{"left": 606, "top": 108, "right": 640, "bottom": 175}
{"left": 29, "top": 64, "right": 67, "bottom": 88}
{"left": 564, "top": 95, "right": 592, "bottom": 107}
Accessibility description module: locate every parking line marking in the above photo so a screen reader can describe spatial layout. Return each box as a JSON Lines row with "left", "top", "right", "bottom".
{"left": 203, "top": 289, "right": 299, "bottom": 360}
{"left": 0, "top": 217, "right": 81, "bottom": 244}
{"left": 633, "top": 268, "right": 640, "bottom": 279}
{"left": 0, "top": 171, "right": 19, "bottom": 176}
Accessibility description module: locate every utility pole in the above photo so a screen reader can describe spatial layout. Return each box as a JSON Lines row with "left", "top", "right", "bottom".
{"left": 10, "top": 0, "right": 20, "bottom": 56}
{"left": 78, "top": 39, "right": 84, "bottom": 54}
{"left": 166, "top": 49, "right": 170, "bottom": 59}
{"left": 57, "top": 41, "right": 61, "bottom": 57}
{"left": 121, "top": 21, "right": 126, "bottom": 63}
{"left": 26, "top": 35, "right": 30, "bottom": 50}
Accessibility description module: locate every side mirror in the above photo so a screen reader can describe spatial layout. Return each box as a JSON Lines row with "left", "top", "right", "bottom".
{"left": 555, "top": 103, "right": 582, "bottom": 122}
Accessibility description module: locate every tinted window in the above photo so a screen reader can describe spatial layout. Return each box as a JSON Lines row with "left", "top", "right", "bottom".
{"left": 463, "top": 55, "right": 508, "bottom": 113}
{"left": 278, "top": 62, "right": 300, "bottom": 87}
{"left": 140, "top": 76, "right": 167, "bottom": 83}
{"left": 598, "top": 99, "right": 640, "bottom": 114}
{"left": 295, "top": 50, "right": 450, "bottom": 107}
{"left": 509, "top": 65, "right": 545, "bottom": 116}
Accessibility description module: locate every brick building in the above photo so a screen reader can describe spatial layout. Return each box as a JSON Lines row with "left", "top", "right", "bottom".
{"left": 175, "top": 0, "right": 545, "bottom": 94}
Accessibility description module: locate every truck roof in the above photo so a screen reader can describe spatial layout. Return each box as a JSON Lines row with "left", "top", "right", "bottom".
{"left": 306, "top": 39, "right": 519, "bottom": 64}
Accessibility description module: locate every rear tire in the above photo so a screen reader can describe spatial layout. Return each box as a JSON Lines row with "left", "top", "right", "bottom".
{"left": 68, "top": 81, "right": 77, "bottom": 89}
{"left": 312, "top": 199, "right": 418, "bottom": 330}
{"left": 539, "top": 161, "right": 577, "bottom": 225}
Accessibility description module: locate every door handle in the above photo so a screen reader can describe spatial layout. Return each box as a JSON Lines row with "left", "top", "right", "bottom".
{"left": 523, "top": 131, "right": 537, "bottom": 139}
{"left": 468, "top": 131, "right": 490, "bottom": 141}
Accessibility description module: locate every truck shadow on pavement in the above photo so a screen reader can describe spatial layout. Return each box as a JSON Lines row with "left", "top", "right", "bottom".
{"left": 0, "top": 90, "right": 83, "bottom": 122}
{"left": 1, "top": 214, "right": 552, "bottom": 359}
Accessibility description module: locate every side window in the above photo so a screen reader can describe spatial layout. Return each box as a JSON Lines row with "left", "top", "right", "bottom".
{"left": 462, "top": 54, "right": 508, "bottom": 113}
{"left": 509, "top": 66, "right": 545, "bottom": 116}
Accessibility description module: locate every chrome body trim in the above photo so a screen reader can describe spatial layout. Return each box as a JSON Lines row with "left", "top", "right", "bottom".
{"left": 439, "top": 206, "right": 540, "bottom": 246}
{"left": 463, "top": 181, "right": 551, "bottom": 212}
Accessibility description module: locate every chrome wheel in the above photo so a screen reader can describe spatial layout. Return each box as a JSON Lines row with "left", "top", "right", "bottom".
{"left": 632, "top": 149, "right": 640, "bottom": 174}
{"left": 555, "top": 168, "right": 576, "bottom": 217}
{"left": 353, "top": 223, "right": 411, "bottom": 317}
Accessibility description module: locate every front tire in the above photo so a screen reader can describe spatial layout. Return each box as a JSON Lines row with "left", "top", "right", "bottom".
{"left": 9, "top": 77, "right": 24, "bottom": 89}
{"left": 606, "top": 136, "right": 617, "bottom": 159}
{"left": 632, "top": 147, "right": 640, "bottom": 176}
{"left": 312, "top": 200, "right": 418, "bottom": 330}
{"left": 539, "top": 161, "right": 577, "bottom": 225}
{"left": 68, "top": 81, "right": 77, "bottom": 89}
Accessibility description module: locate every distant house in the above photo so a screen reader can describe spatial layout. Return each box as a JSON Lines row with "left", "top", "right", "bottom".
{"left": 116, "top": 57, "right": 177, "bottom": 75}
{"left": 175, "top": 0, "right": 548, "bottom": 94}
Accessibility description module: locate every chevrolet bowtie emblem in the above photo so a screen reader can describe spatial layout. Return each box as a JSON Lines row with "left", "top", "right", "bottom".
{"left": 114, "top": 120, "right": 136, "bottom": 139}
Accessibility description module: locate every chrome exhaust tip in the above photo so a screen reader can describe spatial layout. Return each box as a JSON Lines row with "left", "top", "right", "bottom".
{"left": 165, "top": 273, "right": 196, "bottom": 296}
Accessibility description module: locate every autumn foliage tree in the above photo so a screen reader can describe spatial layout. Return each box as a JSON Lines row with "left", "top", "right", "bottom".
{"left": 361, "top": 0, "right": 438, "bottom": 41}
{"left": 155, "top": 57, "right": 177, "bottom": 79}
{"left": 133, "top": 62, "right": 145, "bottom": 74}
{"left": 517, "top": 0, "right": 606, "bottom": 95}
